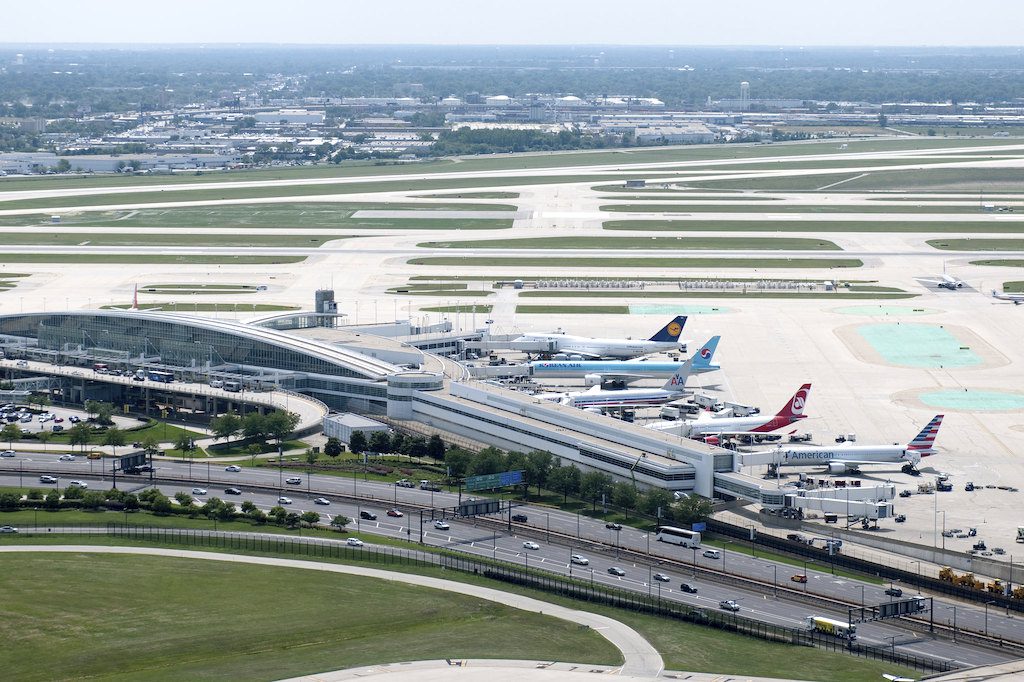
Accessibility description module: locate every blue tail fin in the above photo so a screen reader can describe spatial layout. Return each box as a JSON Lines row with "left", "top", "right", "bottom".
{"left": 691, "top": 336, "right": 720, "bottom": 371}
{"left": 648, "top": 316, "right": 687, "bottom": 342}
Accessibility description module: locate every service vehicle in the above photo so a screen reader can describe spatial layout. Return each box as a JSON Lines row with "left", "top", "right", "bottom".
{"left": 395, "top": 479, "right": 415, "bottom": 488}
{"left": 806, "top": 616, "right": 857, "bottom": 640}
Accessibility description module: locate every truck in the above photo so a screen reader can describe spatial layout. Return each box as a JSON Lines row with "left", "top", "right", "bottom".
{"left": 419, "top": 480, "right": 441, "bottom": 492}
{"left": 806, "top": 616, "right": 857, "bottom": 640}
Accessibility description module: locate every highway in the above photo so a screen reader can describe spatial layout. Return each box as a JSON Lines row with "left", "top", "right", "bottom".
{"left": 0, "top": 453, "right": 1019, "bottom": 668}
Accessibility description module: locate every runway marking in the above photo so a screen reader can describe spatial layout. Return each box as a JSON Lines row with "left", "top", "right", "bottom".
{"left": 817, "top": 173, "right": 869, "bottom": 191}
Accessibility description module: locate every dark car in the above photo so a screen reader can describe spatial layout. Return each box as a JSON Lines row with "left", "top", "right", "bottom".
{"left": 680, "top": 583, "right": 698, "bottom": 593}
{"left": 224, "top": 487, "right": 242, "bottom": 495}
{"left": 511, "top": 514, "right": 528, "bottom": 522}
{"left": 360, "top": 510, "right": 378, "bottom": 520}
{"left": 885, "top": 587, "right": 904, "bottom": 597}
{"left": 899, "top": 490, "right": 913, "bottom": 498}
{"left": 607, "top": 566, "right": 626, "bottom": 576}
{"left": 605, "top": 522, "right": 623, "bottom": 531}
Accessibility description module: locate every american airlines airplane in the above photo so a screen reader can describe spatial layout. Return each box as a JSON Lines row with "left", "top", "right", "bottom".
{"left": 529, "top": 335, "right": 720, "bottom": 381}
{"left": 541, "top": 356, "right": 697, "bottom": 410}
{"left": 992, "top": 289, "right": 1024, "bottom": 305}
{"left": 511, "top": 315, "right": 688, "bottom": 359}
{"left": 648, "top": 384, "right": 811, "bottom": 443}
{"left": 747, "top": 415, "right": 944, "bottom": 474}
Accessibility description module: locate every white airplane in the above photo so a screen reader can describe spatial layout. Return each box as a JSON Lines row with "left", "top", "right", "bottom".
{"left": 747, "top": 415, "right": 943, "bottom": 474}
{"left": 530, "top": 335, "right": 721, "bottom": 384}
{"left": 511, "top": 315, "right": 688, "bottom": 360}
{"left": 882, "top": 675, "right": 915, "bottom": 682}
{"left": 648, "top": 384, "right": 811, "bottom": 444}
{"left": 992, "top": 289, "right": 1024, "bottom": 305}
{"left": 541, "top": 355, "right": 696, "bottom": 410}
{"left": 921, "top": 274, "right": 965, "bottom": 290}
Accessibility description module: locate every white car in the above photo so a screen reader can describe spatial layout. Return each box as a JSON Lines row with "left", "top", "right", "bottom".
{"left": 523, "top": 541, "right": 540, "bottom": 550}
{"left": 346, "top": 538, "right": 364, "bottom": 547}
{"left": 313, "top": 497, "right": 331, "bottom": 505}
{"left": 285, "top": 477, "right": 302, "bottom": 485}
{"left": 433, "top": 520, "right": 450, "bottom": 530}
{"left": 570, "top": 554, "right": 589, "bottom": 565}
{"left": 0, "top": 526, "right": 17, "bottom": 533}
{"left": 39, "top": 475, "right": 57, "bottom": 484}
{"left": 191, "top": 488, "right": 207, "bottom": 495}
{"left": 68, "top": 480, "right": 88, "bottom": 488}
{"left": 277, "top": 496, "right": 292, "bottom": 505}
{"left": 224, "top": 465, "right": 241, "bottom": 472}
{"left": 0, "top": 450, "right": 15, "bottom": 458}
{"left": 59, "top": 455, "right": 75, "bottom": 461}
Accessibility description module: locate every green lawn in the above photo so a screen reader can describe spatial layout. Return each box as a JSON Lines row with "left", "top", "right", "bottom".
{"left": 605, "top": 219, "right": 1024, "bottom": 233}
{"left": 601, "top": 203, "right": 1000, "bottom": 215}
{"left": 38, "top": 419, "right": 206, "bottom": 447}
{"left": 409, "top": 256, "right": 864, "bottom": 269}
{"left": 518, "top": 291, "right": 916, "bottom": 300}
{"left": 0, "top": 232, "right": 347, "bottom": 248}
{"left": 0, "top": 553, "right": 618, "bottom": 681}
{"left": 419, "top": 236, "right": 842, "bottom": 251}
{"left": 413, "top": 191, "right": 520, "bottom": 199}
{"left": 1002, "top": 281, "right": 1024, "bottom": 292}
{"left": 970, "top": 259, "right": 1024, "bottom": 267}
{"left": 516, "top": 305, "right": 630, "bottom": 314}
{"left": 928, "top": 238, "right": 1024, "bottom": 251}
{"left": 0, "top": 254, "right": 306, "bottom": 265}
{"left": 421, "top": 304, "right": 494, "bottom": 313}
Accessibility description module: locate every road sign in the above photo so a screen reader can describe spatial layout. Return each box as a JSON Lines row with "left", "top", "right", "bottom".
{"left": 465, "top": 469, "right": 523, "bottom": 492}
{"left": 115, "top": 452, "right": 147, "bottom": 472}
{"left": 458, "top": 499, "right": 500, "bottom": 517}
{"left": 692, "top": 522, "right": 706, "bottom": 532}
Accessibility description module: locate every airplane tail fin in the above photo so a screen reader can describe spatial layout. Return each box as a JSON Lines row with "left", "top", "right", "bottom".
{"left": 662, "top": 356, "right": 694, "bottom": 391}
{"left": 907, "top": 414, "right": 943, "bottom": 455}
{"left": 648, "top": 315, "right": 687, "bottom": 342}
{"left": 774, "top": 383, "right": 811, "bottom": 419}
{"left": 691, "top": 335, "right": 720, "bottom": 372}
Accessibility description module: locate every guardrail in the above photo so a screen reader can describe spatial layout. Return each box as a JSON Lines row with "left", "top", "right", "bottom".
{"left": 2, "top": 523, "right": 957, "bottom": 674}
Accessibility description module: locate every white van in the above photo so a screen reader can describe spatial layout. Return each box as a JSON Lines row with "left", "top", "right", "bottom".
{"left": 702, "top": 549, "right": 722, "bottom": 560}
{"left": 209, "top": 380, "right": 224, "bottom": 389}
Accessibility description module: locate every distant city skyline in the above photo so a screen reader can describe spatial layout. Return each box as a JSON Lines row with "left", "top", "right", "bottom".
{"left": 4, "top": 0, "right": 1024, "bottom": 47}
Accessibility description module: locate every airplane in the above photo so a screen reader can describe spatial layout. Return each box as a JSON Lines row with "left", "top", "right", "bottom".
{"left": 992, "top": 289, "right": 1024, "bottom": 305}
{"left": 745, "top": 415, "right": 944, "bottom": 474}
{"left": 882, "top": 675, "right": 915, "bottom": 682}
{"left": 919, "top": 273, "right": 965, "bottom": 290}
{"left": 540, "top": 356, "right": 697, "bottom": 410}
{"left": 647, "top": 384, "right": 811, "bottom": 444}
{"left": 529, "top": 335, "right": 720, "bottom": 382}
{"left": 510, "top": 315, "right": 689, "bottom": 360}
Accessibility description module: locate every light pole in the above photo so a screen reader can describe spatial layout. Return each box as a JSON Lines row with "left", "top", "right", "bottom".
{"left": 614, "top": 527, "right": 621, "bottom": 559}
{"left": 985, "top": 600, "right": 995, "bottom": 636}
{"left": 546, "top": 512, "right": 550, "bottom": 543}
{"left": 938, "top": 510, "right": 946, "bottom": 550}
{"left": 772, "top": 564, "right": 777, "bottom": 597}
{"left": 692, "top": 546, "right": 697, "bottom": 578}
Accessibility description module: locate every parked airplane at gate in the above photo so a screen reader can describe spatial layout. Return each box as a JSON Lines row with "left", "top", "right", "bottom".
{"left": 541, "top": 356, "right": 697, "bottom": 410}
{"left": 992, "top": 289, "right": 1024, "bottom": 305}
{"left": 511, "top": 315, "right": 688, "bottom": 359}
{"left": 647, "top": 384, "right": 811, "bottom": 443}
{"left": 529, "top": 335, "right": 720, "bottom": 380}
{"left": 745, "top": 415, "right": 944, "bottom": 474}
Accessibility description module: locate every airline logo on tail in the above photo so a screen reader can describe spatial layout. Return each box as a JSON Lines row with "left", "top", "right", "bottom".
{"left": 908, "top": 415, "right": 944, "bottom": 455}
{"left": 692, "top": 336, "right": 720, "bottom": 371}
{"left": 778, "top": 384, "right": 811, "bottom": 419}
{"left": 664, "top": 358, "right": 693, "bottom": 389}
{"left": 649, "top": 316, "right": 687, "bottom": 342}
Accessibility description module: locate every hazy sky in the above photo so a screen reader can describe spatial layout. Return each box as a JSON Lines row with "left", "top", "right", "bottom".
{"left": 4, "top": 0, "right": 1024, "bottom": 46}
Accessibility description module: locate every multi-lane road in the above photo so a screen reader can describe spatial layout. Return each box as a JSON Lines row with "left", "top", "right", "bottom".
{"left": 0, "top": 452, "right": 1020, "bottom": 668}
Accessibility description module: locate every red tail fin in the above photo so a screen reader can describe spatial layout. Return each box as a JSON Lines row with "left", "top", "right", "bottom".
{"left": 775, "top": 384, "right": 811, "bottom": 419}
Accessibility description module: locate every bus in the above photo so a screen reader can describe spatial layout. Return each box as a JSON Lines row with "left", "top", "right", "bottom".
{"left": 93, "top": 362, "right": 109, "bottom": 373}
{"left": 655, "top": 526, "right": 702, "bottom": 548}
{"left": 806, "top": 616, "right": 857, "bottom": 640}
{"left": 147, "top": 370, "right": 174, "bottom": 383}
{"left": 222, "top": 380, "right": 242, "bottom": 393}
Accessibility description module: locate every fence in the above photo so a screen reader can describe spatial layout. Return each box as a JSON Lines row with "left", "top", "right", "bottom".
{"left": 6, "top": 522, "right": 955, "bottom": 674}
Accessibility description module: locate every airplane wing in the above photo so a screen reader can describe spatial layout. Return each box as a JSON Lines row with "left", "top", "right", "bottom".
{"left": 596, "top": 373, "right": 656, "bottom": 384}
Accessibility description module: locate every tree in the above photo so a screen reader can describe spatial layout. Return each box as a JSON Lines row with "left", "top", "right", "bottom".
{"left": 241, "top": 412, "right": 269, "bottom": 442}
{"left": 369, "top": 430, "right": 391, "bottom": 454}
{"left": 44, "top": 489, "right": 60, "bottom": 509}
{"left": 141, "top": 433, "right": 161, "bottom": 457}
{"left": 81, "top": 491, "right": 105, "bottom": 510}
{"left": 426, "top": 434, "right": 445, "bottom": 460}
{"left": 35, "top": 430, "right": 52, "bottom": 448}
{"left": 324, "top": 437, "right": 343, "bottom": 457}
{"left": 284, "top": 512, "right": 301, "bottom": 529}
{"left": 210, "top": 412, "right": 242, "bottom": 441}
{"left": 68, "top": 423, "right": 91, "bottom": 452}
{"left": 348, "top": 430, "right": 367, "bottom": 454}
{"left": 93, "top": 401, "right": 114, "bottom": 425}
{"left": 174, "top": 492, "right": 194, "bottom": 508}
{"left": 1, "top": 423, "right": 22, "bottom": 449}
{"left": 580, "top": 471, "right": 614, "bottom": 511}
{"left": 216, "top": 502, "right": 236, "bottom": 522}
{"left": 300, "top": 511, "right": 320, "bottom": 527}
{"left": 26, "top": 488, "right": 43, "bottom": 501}
{"left": 55, "top": 158, "right": 71, "bottom": 173}
{"left": 150, "top": 495, "right": 173, "bottom": 515}
{"left": 407, "top": 436, "right": 428, "bottom": 459}
{"left": 389, "top": 432, "right": 405, "bottom": 454}
{"left": 638, "top": 488, "right": 675, "bottom": 520}
{"left": 123, "top": 494, "right": 140, "bottom": 511}
{"left": 174, "top": 432, "right": 196, "bottom": 458}
{"left": 468, "top": 447, "right": 505, "bottom": 476}
{"left": 444, "top": 447, "right": 474, "bottom": 478}
{"left": 240, "top": 500, "right": 258, "bottom": 514}
{"left": 548, "top": 465, "right": 581, "bottom": 503}
{"left": 878, "top": 112, "right": 888, "bottom": 128}
{"left": 0, "top": 492, "right": 20, "bottom": 510}
{"left": 246, "top": 443, "right": 263, "bottom": 466}
{"left": 305, "top": 448, "right": 317, "bottom": 468}
{"left": 611, "top": 482, "right": 638, "bottom": 520}
{"left": 270, "top": 505, "right": 288, "bottom": 525}
{"left": 330, "top": 515, "right": 351, "bottom": 531}
{"left": 27, "top": 394, "right": 50, "bottom": 407}
{"left": 524, "top": 450, "right": 554, "bottom": 497}
{"left": 265, "top": 410, "right": 300, "bottom": 446}
{"left": 673, "top": 495, "right": 713, "bottom": 524}
{"left": 102, "top": 427, "right": 126, "bottom": 456}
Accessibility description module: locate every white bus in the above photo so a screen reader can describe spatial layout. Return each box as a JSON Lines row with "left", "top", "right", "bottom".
{"left": 655, "top": 526, "right": 702, "bottom": 548}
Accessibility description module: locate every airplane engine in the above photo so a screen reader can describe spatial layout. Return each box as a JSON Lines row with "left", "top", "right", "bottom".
{"left": 584, "top": 373, "right": 604, "bottom": 386}
{"left": 583, "top": 407, "right": 603, "bottom": 414}
{"left": 702, "top": 435, "right": 720, "bottom": 446}
{"left": 827, "top": 462, "right": 849, "bottom": 475}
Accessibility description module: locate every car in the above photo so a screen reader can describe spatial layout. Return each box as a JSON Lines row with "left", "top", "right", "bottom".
{"left": 653, "top": 573, "right": 671, "bottom": 582}
{"left": 702, "top": 549, "right": 722, "bottom": 560}
{"left": 680, "top": 583, "right": 698, "bottom": 593}
{"left": 53, "top": 417, "right": 64, "bottom": 423}
{"left": 68, "top": 415, "right": 81, "bottom": 423}
{"left": 346, "top": 538, "right": 364, "bottom": 547}
{"left": 719, "top": 600, "right": 740, "bottom": 612}
{"left": 433, "top": 520, "right": 450, "bottom": 530}
{"left": 786, "top": 533, "right": 805, "bottom": 542}
{"left": 395, "top": 479, "right": 415, "bottom": 488}
{"left": 39, "top": 475, "right": 57, "bottom": 484}
{"left": 511, "top": 513, "right": 528, "bottom": 522}
{"left": 523, "top": 541, "right": 540, "bottom": 550}
{"left": 15, "top": 360, "right": 27, "bottom": 367}
{"left": 791, "top": 574, "right": 808, "bottom": 584}
{"left": 285, "top": 477, "right": 301, "bottom": 485}
{"left": 68, "top": 480, "right": 87, "bottom": 488}
{"left": 359, "top": 511, "right": 377, "bottom": 520}
{"left": 895, "top": 514, "right": 907, "bottom": 523}
{"left": 51, "top": 425, "right": 64, "bottom": 432}
{"left": 607, "top": 566, "right": 626, "bottom": 576}
{"left": 224, "top": 487, "right": 242, "bottom": 495}
{"left": 313, "top": 497, "right": 331, "bottom": 505}
{"left": 570, "top": 554, "right": 589, "bottom": 565}
{"left": 0, "top": 526, "right": 17, "bottom": 533}
{"left": 605, "top": 522, "right": 623, "bottom": 531}
{"left": 885, "top": 587, "right": 904, "bottom": 597}
{"left": 191, "top": 488, "right": 207, "bottom": 495}
{"left": 0, "top": 450, "right": 15, "bottom": 458}
{"left": 277, "top": 496, "right": 292, "bottom": 505}
{"left": 387, "top": 508, "right": 403, "bottom": 517}
{"left": 59, "top": 454, "right": 75, "bottom": 461}
{"left": 19, "top": 415, "right": 31, "bottom": 423}
{"left": 224, "top": 465, "right": 242, "bottom": 472}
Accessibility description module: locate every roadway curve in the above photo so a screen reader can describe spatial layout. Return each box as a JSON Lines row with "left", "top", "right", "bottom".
{"left": 0, "top": 545, "right": 664, "bottom": 678}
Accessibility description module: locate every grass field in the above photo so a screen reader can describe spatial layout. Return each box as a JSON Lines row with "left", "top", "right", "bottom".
{"left": 421, "top": 304, "right": 494, "bottom": 313}
{"left": 419, "top": 236, "right": 842, "bottom": 251}
{"left": 0, "top": 553, "right": 618, "bottom": 681}
{"left": 413, "top": 191, "right": 520, "bottom": 199}
{"left": 103, "top": 302, "right": 301, "bottom": 312}
{"left": 409, "top": 256, "right": 864, "bottom": 269}
{"left": 518, "top": 291, "right": 917, "bottom": 300}
{"left": 409, "top": 274, "right": 874, "bottom": 284}
{"left": 972, "top": 259, "right": 1024, "bottom": 267}
{"left": 690, "top": 167, "right": 1024, "bottom": 192}
{"left": 928, "top": 238, "right": 1024, "bottom": 251}
{"left": 0, "top": 253, "right": 306, "bottom": 264}
{"left": 516, "top": 305, "right": 630, "bottom": 314}
{"left": 604, "top": 219, "right": 1024, "bottom": 233}
{"left": 600, "top": 203, "right": 997, "bottom": 215}
{"left": 1003, "top": 281, "right": 1024, "bottom": 292}
{"left": 0, "top": 232, "right": 346, "bottom": 248}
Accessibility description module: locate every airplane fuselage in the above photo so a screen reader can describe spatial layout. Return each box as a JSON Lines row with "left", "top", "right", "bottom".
{"left": 687, "top": 413, "right": 805, "bottom": 435}
{"left": 515, "top": 334, "right": 681, "bottom": 359}
{"left": 774, "top": 444, "right": 912, "bottom": 465}
{"left": 530, "top": 360, "right": 717, "bottom": 378}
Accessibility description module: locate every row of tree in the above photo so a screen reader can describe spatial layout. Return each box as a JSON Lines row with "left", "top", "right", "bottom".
{"left": 209, "top": 410, "right": 301, "bottom": 445}
{"left": 345, "top": 430, "right": 445, "bottom": 459}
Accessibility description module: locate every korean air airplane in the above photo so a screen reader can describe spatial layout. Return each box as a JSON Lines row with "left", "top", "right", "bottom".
{"left": 529, "top": 335, "right": 720, "bottom": 380}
